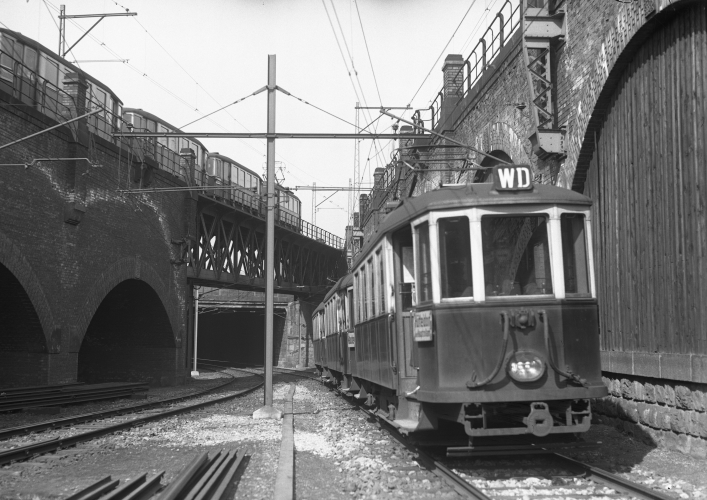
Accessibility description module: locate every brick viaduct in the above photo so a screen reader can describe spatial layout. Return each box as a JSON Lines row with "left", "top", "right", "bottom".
{"left": 0, "top": 74, "right": 191, "bottom": 387}
{"left": 0, "top": 69, "right": 340, "bottom": 389}
{"left": 396, "top": 0, "right": 707, "bottom": 456}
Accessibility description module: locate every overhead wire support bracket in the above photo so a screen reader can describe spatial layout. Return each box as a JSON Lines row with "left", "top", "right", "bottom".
{"left": 0, "top": 108, "right": 101, "bottom": 152}
{"left": 113, "top": 132, "right": 429, "bottom": 140}
{"left": 379, "top": 109, "right": 511, "bottom": 165}
{"left": 59, "top": 7, "right": 137, "bottom": 58}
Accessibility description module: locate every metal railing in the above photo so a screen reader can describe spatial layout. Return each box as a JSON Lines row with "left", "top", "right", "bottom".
{"left": 0, "top": 50, "right": 343, "bottom": 250}
{"left": 0, "top": 50, "right": 74, "bottom": 124}
{"left": 0, "top": 49, "right": 122, "bottom": 146}
{"left": 429, "top": 0, "right": 522, "bottom": 130}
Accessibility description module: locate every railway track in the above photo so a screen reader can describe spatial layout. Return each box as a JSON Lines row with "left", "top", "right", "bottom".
{"left": 0, "top": 366, "right": 263, "bottom": 467}
{"left": 320, "top": 378, "right": 675, "bottom": 500}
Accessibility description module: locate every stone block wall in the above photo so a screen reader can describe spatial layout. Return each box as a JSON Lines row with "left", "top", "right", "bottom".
{"left": 277, "top": 300, "right": 314, "bottom": 368}
{"left": 595, "top": 373, "right": 707, "bottom": 458}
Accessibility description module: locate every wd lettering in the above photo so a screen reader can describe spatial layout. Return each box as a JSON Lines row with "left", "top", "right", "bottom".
{"left": 493, "top": 164, "right": 534, "bottom": 191}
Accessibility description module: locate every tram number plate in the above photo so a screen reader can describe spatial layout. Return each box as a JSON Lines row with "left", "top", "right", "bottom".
{"left": 413, "top": 310, "right": 433, "bottom": 342}
{"left": 347, "top": 332, "right": 355, "bottom": 348}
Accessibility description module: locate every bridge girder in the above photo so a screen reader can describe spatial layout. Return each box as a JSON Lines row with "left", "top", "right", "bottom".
{"left": 179, "top": 195, "right": 345, "bottom": 296}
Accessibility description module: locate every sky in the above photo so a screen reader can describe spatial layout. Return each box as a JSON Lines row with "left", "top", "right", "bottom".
{"left": 1, "top": 0, "right": 512, "bottom": 237}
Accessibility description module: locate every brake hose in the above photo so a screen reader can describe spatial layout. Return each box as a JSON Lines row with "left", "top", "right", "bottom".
{"left": 538, "top": 309, "right": 589, "bottom": 387}
{"left": 466, "top": 311, "right": 510, "bottom": 388}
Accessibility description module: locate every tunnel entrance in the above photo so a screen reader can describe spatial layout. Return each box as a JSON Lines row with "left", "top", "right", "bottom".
{"left": 197, "top": 309, "right": 267, "bottom": 367}
{"left": 78, "top": 279, "right": 176, "bottom": 385}
{"left": 477, "top": 150, "right": 514, "bottom": 182}
{"left": 0, "top": 263, "right": 48, "bottom": 388}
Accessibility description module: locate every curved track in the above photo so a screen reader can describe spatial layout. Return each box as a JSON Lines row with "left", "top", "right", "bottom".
{"left": 0, "top": 366, "right": 263, "bottom": 466}
{"left": 0, "top": 366, "right": 238, "bottom": 441}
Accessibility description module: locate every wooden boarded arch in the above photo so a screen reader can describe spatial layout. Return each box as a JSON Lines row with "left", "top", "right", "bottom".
{"left": 582, "top": 3, "right": 707, "bottom": 381}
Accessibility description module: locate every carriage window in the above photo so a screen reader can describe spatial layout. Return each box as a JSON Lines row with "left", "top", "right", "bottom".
{"left": 416, "top": 222, "right": 433, "bottom": 303}
{"left": 157, "top": 125, "right": 169, "bottom": 147}
{"left": 23, "top": 46, "right": 37, "bottom": 75}
{"left": 42, "top": 57, "right": 59, "bottom": 85}
{"left": 347, "top": 289, "right": 353, "bottom": 329}
{"left": 439, "top": 217, "right": 473, "bottom": 298}
{"left": 1, "top": 36, "right": 16, "bottom": 82}
{"left": 561, "top": 214, "right": 590, "bottom": 297}
{"left": 481, "top": 215, "right": 553, "bottom": 297}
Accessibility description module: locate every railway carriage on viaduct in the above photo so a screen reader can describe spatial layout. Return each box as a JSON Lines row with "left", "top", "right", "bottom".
{"left": 0, "top": 27, "right": 343, "bottom": 389}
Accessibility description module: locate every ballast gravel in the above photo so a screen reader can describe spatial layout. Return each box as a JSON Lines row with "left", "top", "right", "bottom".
{"left": 0, "top": 371, "right": 291, "bottom": 499}
{"left": 1, "top": 369, "right": 706, "bottom": 499}
{"left": 292, "top": 380, "right": 459, "bottom": 499}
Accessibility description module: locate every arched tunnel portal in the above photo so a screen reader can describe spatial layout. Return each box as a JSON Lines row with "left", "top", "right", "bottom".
{"left": 0, "top": 262, "right": 48, "bottom": 388}
{"left": 78, "top": 279, "right": 177, "bottom": 385}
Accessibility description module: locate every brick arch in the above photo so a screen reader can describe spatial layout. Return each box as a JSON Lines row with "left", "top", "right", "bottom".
{"left": 76, "top": 257, "right": 179, "bottom": 349}
{"left": 471, "top": 122, "right": 531, "bottom": 166}
{"left": 0, "top": 230, "right": 56, "bottom": 351}
{"left": 566, "top": 0, "right": 695, "bottom": 191}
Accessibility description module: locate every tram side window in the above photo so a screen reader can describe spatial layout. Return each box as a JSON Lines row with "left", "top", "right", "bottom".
{"left": 377, "top": 250, "right": 385, "bottom": 314}
{"left": 361, "top": 265, "right": 368, "bottom": 321}
{"left": 481, "top": 215, "right": 553, "bottom": 297}
{"left": 416, "top": 222, "right": 433, "bottom": 303}
{"left": 367, "top": 258, "right": 375, "bottom": 317}
{"left": 354, "top": 273, "right": 360, "bottom": 323}
{"left": 561, "top": 214, "right": 590, "bottom": 296}
{"left": 439, "top": 217, "right": 473, "bottom": 298}
{"left": 347, "top": 289, "right": 353, "bottom": 329}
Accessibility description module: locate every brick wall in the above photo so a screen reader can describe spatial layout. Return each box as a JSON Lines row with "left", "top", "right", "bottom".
{"left": 0, "top": 83, "right": 190, "bottom": 388}
{"left": 396, "top": 0, "right": 704, "bottom": 457}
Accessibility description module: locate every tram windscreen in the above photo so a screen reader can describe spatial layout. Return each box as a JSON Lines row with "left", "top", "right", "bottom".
{"left": 481, "top": 215, "right": 553, "bottom": 296}
{"left": 439, "top": 217, "right": 473, "bottom": 298}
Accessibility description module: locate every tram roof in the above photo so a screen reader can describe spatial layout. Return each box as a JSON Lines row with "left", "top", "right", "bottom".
{"left": 122, "top": 107, "right": 208, "bottom": 151}
{"left": 353, "top": 182, "right": 592, "bottom": 268}
{"left": 322, "top": 273, "right": 353, "bottom": 303}
{"left": 206, "top": 152, "right": 262, "bottom": 180}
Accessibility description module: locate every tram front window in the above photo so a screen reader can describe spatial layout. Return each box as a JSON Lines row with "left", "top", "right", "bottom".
{"left": 439, "top": 217, "right": 473, "bottom": 298}
{"left": 481, "top": 215, "right": 553, "bottom": 297}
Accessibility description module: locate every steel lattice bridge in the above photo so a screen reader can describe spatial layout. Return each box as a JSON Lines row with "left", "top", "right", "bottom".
{"left": 171, "top": 192, "right": 346, "bottom": 296}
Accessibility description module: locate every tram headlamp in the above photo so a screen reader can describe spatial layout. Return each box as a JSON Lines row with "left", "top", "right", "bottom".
{"left": 507, "top": 352, "right": 545, "bottom": 382}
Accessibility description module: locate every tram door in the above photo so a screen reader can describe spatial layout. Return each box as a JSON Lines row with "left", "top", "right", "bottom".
{"left": 392, "top": 226, "right": 418, "bottom": 394}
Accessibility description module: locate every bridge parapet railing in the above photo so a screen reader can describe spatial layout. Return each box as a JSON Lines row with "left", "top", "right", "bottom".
{"left": 429, "top": 0, "right": 521, "bottom": 130}
{"left": 0, "top": 47, "right": 124, "bottom": 148}
{"left": 0, "top": 49, "right": 344, "bottom": 251}
{"left": 1, "top": 49, "right": 75, "bottom": 126}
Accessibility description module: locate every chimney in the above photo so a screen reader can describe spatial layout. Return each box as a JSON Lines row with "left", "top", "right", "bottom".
{"left": 180, "top": 148, "right": 196, "bottom": 186}
{"left": 440, "top": 54, "right": 464, "bottom": 132}
{"left": 374, "top": 167, "right": 385, "bottom": 189}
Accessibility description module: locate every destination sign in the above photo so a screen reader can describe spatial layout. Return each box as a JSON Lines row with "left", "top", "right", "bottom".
{"left": 413, "top": 310, "right": 434, "bottom": 342}
{"left": 493, "top": 164, "right": 534, "bottom": 191}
